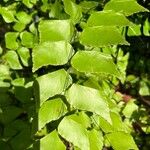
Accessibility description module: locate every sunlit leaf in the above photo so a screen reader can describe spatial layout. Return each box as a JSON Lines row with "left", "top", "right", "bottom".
{"left": 99, "top": 112, "right": 128, "bottom": 133}
{"left": 13, "top": 11, "right": 32, "bottom": 32}
{"left": 39, "top": 20, "right": 74, "bottom": 43}
{"left": 122, "top": 101, "right": 138, "bottom": 118}
{"left": 40, "top": 130, "right": 65, "bottom": 150}
{"left": 105, "top": 132, "right": 138, "bottom": 150}
{"left": 11, "top": 78, "right": 25, "bottom": 86}
{"left": 88, "top": 129, "right": 103, "bottom": 150}
{"left": 58, "top": 117, "right": 90, "bottom": 150}
{"left": 32, "top": 41, "right": 74, "bottom": 72}
{"left": 80, "top": 26, "right": 129, "bottom": 47}
{"left": 13, "top": 22, "right": 26, "bottom": 32}
{"left": 34, "top": 69, "right": 72, "bottom": 106}
{"left": 39, "top": 98, "right": 67, "bottom": 129}
{"left": 20, "top": 31, "right": 34, "bottom": 48}
{"left": 5, "top": 32, "right": 19, "bottom": 50}
{"left": 0, "top": 7, "right": 16, "bottom": 23}
{"left": 139, "top": 80, "right": 150, "bottom": 96}
{"left": 5, "top": 51, "right": 22, "bottom": 70}
{"left": 16, "top": 11, "right": 32, "bottom": 24}
{"left": 87, "top": 10, "right": 132, "bottom": 27}
{"left": 71, "top": 51, "right": 119, "bottom": 76}
{"left": 50, "top": 0, "right": 67, "bottom": 19}
{"left": 79, "top": 1, "right": 98, "bottom": 13}
{"left": 104, "top": 0, "right": 148, "bottom": 16}
{"left": 63, "top": 0, "right": 82, "bottom": 23}
{"left": 41, "top": 0, "right": 50, "bottom": 12}
{"left": 127, "top": 25, "right": 141, "bottom": 36}
{"left": 143, "top": 19, "right": 150, "bottom": 36}
{"left": 67, "top": 111, "right": 91, "bottom": 128}
{"left": 17, "top": 47, "right": 30, "bottom": 67}
{"left": 66, "top": 84, "right": 111, "bottom": 123}
{"left": 0, "top": 64, "right": 10, "bottom": 80}
{"left": 22, "top": 0, "right": 36, "bottom": 8}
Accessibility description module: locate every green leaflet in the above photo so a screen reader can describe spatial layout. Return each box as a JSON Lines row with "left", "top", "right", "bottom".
{"left": 34, "top": 69, "right": 72, "bottom": 106}
{"left": 88, "top": 129, "right": 103, "bottom": 150}
{"left": 127, "top": 25, "right": 141, "bottom": 36}
{"left": 116, "top": 50, "right": 129, "bottom": 82}
{"left": 87, "top": 10, "right": 132, "bottom": 27}
{"left": 39, "top": 98, "right": 67, "bottom": 129}
{"left": 79, "top": 1, "right": 98, "bottom": 13}
{"left": 99, "top": 112, "right": 128, "bottom": 133}
{"left": 5, "top": 51, "right": 22, "bottom": 70}
{"left": 11, "top": 78, "right": 25, "bottom": 86}
{"left": 17, "top": 47, "right": 30, "bottom": 67}
{"left": 22, "top": 0, "right": 37, "bottom": 8}
{"left": 58, "top": 117, "right": 90, "bottom": 150}
{"left": 0, "top": 64, "right": 10, "bottom": 80}
{"left": 66, "top": 84, "right": 111, "bottom": 123}
{"left": 39, "top": 20, "right": 74, "bottom": 43}
{"left": 32, "top": 41, "right": 74, "bottom": 72}
{"left": 139, "top": 79, "right": 150, "bottom": 96}
{"left": 122, "top": 101, "right": 138, "bottom": 118}
{"left": 63, "top": 0, "right": 82, "bottom": 24}
{"left": 13, "top": 11, "right": 32, "bottom": 31}
{"left": 20, "top": 31, "right": 34, "bottom": 48}
{"left": 80, "top": 26, "right": 129, "bottom": 47}
{"left": 0, "top": 7, "right": 16, "bottom": 23}
{"left": 29, "top": 23, "right": 37, "bottom": 34}
{"left": 13, "top": 22, "right": 26, "bottom": 32}
{"left": 50, "top": 0, "right": 67, "bottom": 19}
{"left": 40, "top": 130, "right": 65, "bottom": 150}
{"left": 105, "top": 132, "right": 138, "bottom": 150}
{"left": 15, "top": 11, "right": 32, "bottom": 25}
{"left": 41, "top": 0, "right": 50, "bottom": 12}
{"left": 104, "top": 0, "right": 148, "bottom": 16}
{"left": 71, "top": 51, "right": 119, "bottom": 76}
{"left": 5, "top": 32, "right": 19, "bottom": 50}
{"left": 67, "top": 111, "right": 91, "bottom": 128}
